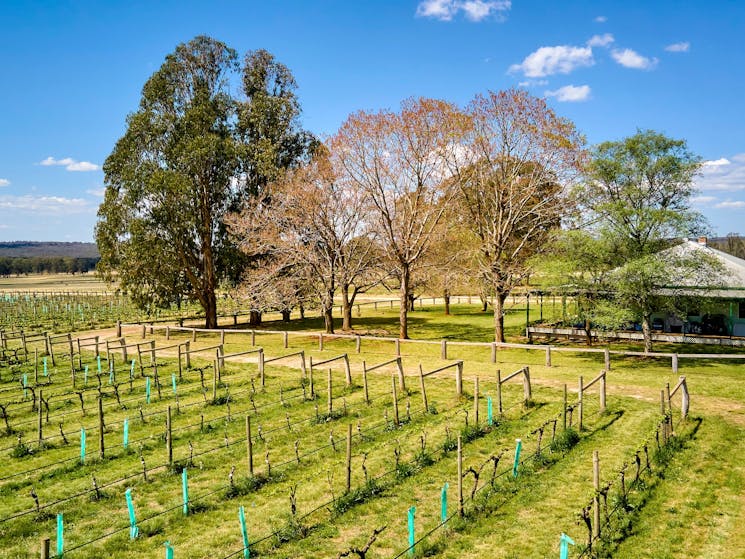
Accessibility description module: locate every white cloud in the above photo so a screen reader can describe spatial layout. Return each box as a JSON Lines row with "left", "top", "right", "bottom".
{"left": 696, "top": 153, "right": 745, "bottom": 192}
{"left": 66, "top": 161, "right": 99, "bottom": 172}
{"left": 0, "top": 194, "right": 92, "bottom": 214}
{"left": 0, "top": 179, "right": 9, "bottom": 187}
{"left": 509, "top": 45, "right": 594, "bottom": 77}
{"left": 587, "top": 33, "right": 614, "bottom": 48}
{"left": 517, "top": 79, "right": 548, "bottom": 87}
{"left": 714, "top": 200, "right": 745, "bottom": 209}
{"left": 691, "top": 195, "right": 717, "bottom": 204}
{"left": 416, "top": 0, "right": 511, "bottom": 22}
{"left": 611, "top": 48, "right": 658, "bottom": 70}
{"left": 86, "top": 187, "right": 106, "bottom": 198}
{"left": 39, "top": 156, "right": 100, "bottom": 172}
{"left": 545, "top": 84, "right": 591, "bottom": 102}
{"left": 665, "top": 41, "right": 690, "bottom": 53}
{"left": 594, "top": 15, "right": 607, "bottom": 23}
{"left": 703, "top": 158, "right": 730, "bottom": 167}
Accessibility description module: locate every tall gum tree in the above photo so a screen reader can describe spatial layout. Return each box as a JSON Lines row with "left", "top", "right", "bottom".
{"left": 449, "top": 89, "right": 585, "bottom": 342}
{"left": 96, "top": 37, "right": 313, "bottom": 328}
{"left": 333, "top": 98, "right": 464, "bottom": 339}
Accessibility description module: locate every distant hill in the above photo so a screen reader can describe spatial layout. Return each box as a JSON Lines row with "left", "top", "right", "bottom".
{"left": 0, "top": 242, "right": 99, "bottom": 258}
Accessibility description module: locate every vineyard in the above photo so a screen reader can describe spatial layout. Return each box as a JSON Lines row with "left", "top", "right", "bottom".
{"left": 0, "top": 302, "right": 743, "bottom": 558}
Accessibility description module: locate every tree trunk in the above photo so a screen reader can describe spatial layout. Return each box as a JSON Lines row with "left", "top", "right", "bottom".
{"left": 493, "top": 291, "right": 507, "bottom": 343}
{"left": 341, "top": 284, "right": 353, "bottom": 331}
{"left": 399, "top": 265, "right": 410, "bottom": 339}
{"left": 408, "top": 293, "right": 415, "bottom": 312}
{"left": 204, "top": 288, "right": 218, "bottom": 329}
{"left": 480, "top": 293, "right": 488, "bottom": 312}
{"left": 281, "top": 309, "right": 291, "bottom": 322}
{"left": 444, "top": 292, "right": 450, "bottom": 315}
{"left": 584, "top": 319, "right": 593, "bottom": 347}
{"left": 642, "top": 314, "right": 653, "bottom": 353}
{"left": 323, "top": 303, "right": 334, "bottom": 334}
{"left": 299, "top": 304, "right": 305, "bottom": 320}
{"left": 249, "top": 310, "right": 262, "bottom": 326}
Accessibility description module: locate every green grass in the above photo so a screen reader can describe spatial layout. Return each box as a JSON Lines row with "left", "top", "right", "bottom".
{"left": 0, "top": 300, "right": 743, "bottom": 558}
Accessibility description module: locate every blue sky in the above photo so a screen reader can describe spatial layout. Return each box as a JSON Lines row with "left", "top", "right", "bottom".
{"left": 1, "top": 0, "right": 744, "bottom": 242}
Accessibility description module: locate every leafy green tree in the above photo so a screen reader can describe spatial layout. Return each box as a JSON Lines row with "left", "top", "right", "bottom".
{"left": 96, "top": 36, "right": 313, "bottom": 327}
{"left": 567, "top": 130, "right": 718, "bottom": 351}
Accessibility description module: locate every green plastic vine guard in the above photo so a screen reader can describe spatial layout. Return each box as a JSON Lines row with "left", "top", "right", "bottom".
{"left": 408, "top": 506, "right": 416, "bottom": 556}
{"left": 109, "top": 360, "right": 114, "bottom": 385}
{"left": 130, "top": 359, "right": 135, "bottom": 379}
{"left": 56, "top": 513, "right": 64, "bottom": 557}
{"left": 43, "top": 357, "right": 48, "bottom": 376}
{"left": 145, "top": 377, "right": 151, "bottom": 404}
{"left": 182, "top": 469, "right": 189, "bottom": 515}
{"left": 125, "top": 488, "right": 139, "bottom": 539}
{"left": 97, "top": 355, "right": 102, "bottom": 374}
{"left": 84, "top": 365, "right": 88, "bottom": 386}
{"left": 22, "top": 374, "right": 27, "bottom": 398}
{"left": 123, "top": 418, "right": 129, "bottom": 449}
{"left": 172, "top": 373, "right": 177, "bottom": 395}
{"left": 560, "top": 533, "right": 575, "bottom": 559}
{"left": 487, "top": 396, "right": 493, "bottom": 426}
{"left": 512, "top": 438, "right": 522, "bottom": 478}
{"left": 80, "top": 428, "right": 86, "bottom": 464}
{"left": 238, "top": 505, "right": 249, "bottom": 558}
{"left": 164, "top": 540, "right": 174, "bottom": 559}
{"left": 441, "top": 483, "right": 448, "bottom": 523}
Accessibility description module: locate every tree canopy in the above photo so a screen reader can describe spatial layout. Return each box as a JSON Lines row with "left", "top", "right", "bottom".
{"left": 96, "top": 36, "right": 314, "bottom": 327}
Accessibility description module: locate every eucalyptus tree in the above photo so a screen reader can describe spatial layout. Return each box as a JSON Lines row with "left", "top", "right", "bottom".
{"left": 96, "top": 36, "right": 314, "bottom": 327}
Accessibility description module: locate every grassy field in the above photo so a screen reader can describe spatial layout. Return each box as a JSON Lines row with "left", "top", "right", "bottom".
{"left": 0, "top": 300, "right": 743, "bottom": 558}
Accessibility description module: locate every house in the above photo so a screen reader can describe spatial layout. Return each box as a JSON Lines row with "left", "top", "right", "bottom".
{"left": 648, "top": 237, "right": 745, "bottom": 336}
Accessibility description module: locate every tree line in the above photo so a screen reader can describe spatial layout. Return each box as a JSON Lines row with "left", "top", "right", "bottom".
{"left": 97, "top": 35, "right": 718, "bottom": 350}
{"left": 0, "top": 256, "right": 99, "bottom": 276}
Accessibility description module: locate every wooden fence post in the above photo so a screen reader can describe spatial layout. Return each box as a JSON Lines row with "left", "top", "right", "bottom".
{"left": 593, "top": 450, "right": 600, "bottom": 541}
{"left": 283, "top": 331, "right": 288, "bottom": 349}
{"left": 680, "top": 376, "right": 689, "bottom": 419}
{"left": 600, "top": 371, "right": 607, "bottom": 413}
{"left": 441, "top": 340, "right": 447, "bottom": 360}
{"left": 672, "top": 353, "right": 679, "bottom": 374}
{"left": 418, "top": 365, "right": 428, "bottom": 412}
{"left": 120, "top": 338, "right": 128, "bottom": 364}
{"left": 491, "top": 342, "right": 497, "bottom": 364}
{"left": 562, "top": 384, "right": 568, "bottom": 430}
{"left": 343, "top": 354, "right": 352, "bottom": 386}
{"left": 456, "top": 361, "right": 463, "bottom": 397}
{"left": 116, "top": 320, "right": 121, "bottom": 338}
{"left": 391, "top": 375, "right": 399, "bottom": 427}
{"left": 345, "top": 423, "right": 352, "bottom": 493}
{"left": 395, "top": 339, "right": 401, "bottom": 357}
{"left": 318, "top": 333, "right": 324, "bottom": 351}
{"left": 259, "top": 349, "right": 265, "bottom": 386}
{"left": 327, "top": 369, "right": 333, "bottom": 416}
{"left": 497, "top": 369, "right": 503, "bottom": 415}
{"left": 98, "top": 395, "right": 105, "bottom": 459}
{"left": 545, "top": 346, "right": 552, "bottom": 367}
{"left": 396, "top": 357, "right": 406, "bottom": 392}
{"left": 522, "top": 366, "right": 532, "bottom": 403}
{"left": 362, "top": 362, "right": 369, "bottom": 404}
{"left": 457, "top": 435, "right": 464, "bottom": 517}
{"left": 473, "top": 377, "right": 479, "bottom": 425}
{"left": 166, "top": 406, "right": 172, "bottom": 466}
{"left": 604, "top": 348, "right": 610, "bottom": 371}
{"left": 246, "top": 415, "right": 254, "bottom": 476}
{"left": 40, "top": 537, "right": 50, "bottom": 559}
{"left": 355, "top": 335, "right": 361, "bottom": 354}
{"left": 578, "top": 376, "right": 584, "bottom": 431}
